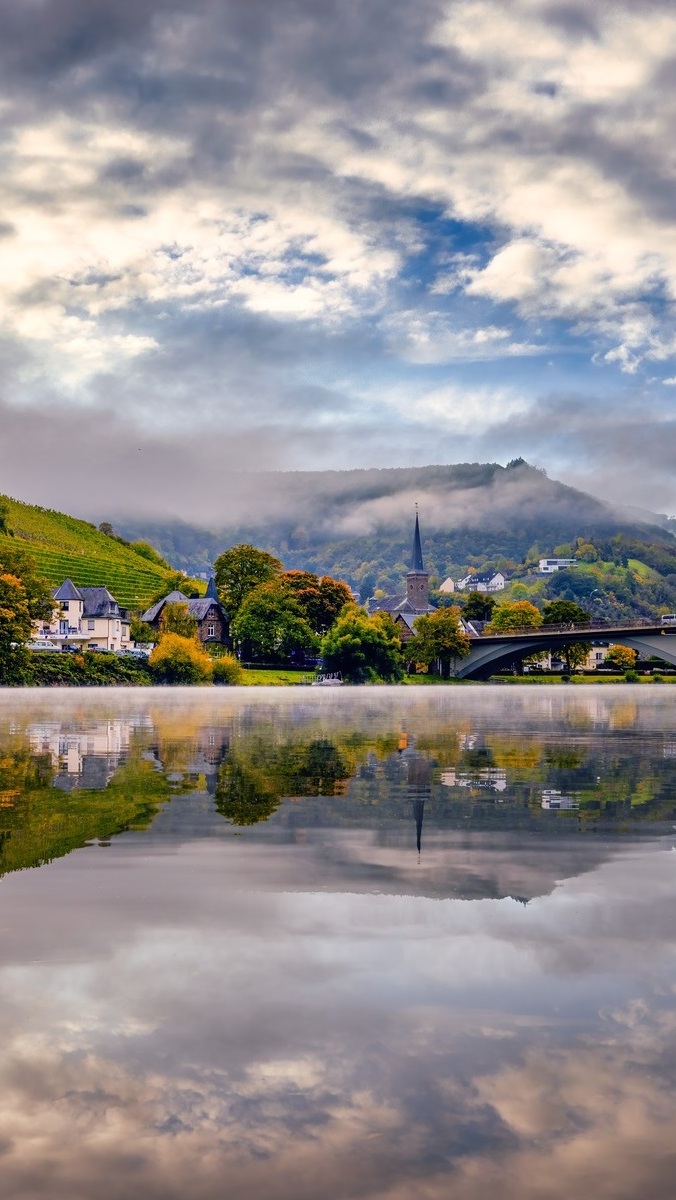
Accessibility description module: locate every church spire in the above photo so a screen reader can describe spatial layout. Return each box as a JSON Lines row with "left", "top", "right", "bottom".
{"left": 411, "top": 506, "right": 424, "bottom": 572}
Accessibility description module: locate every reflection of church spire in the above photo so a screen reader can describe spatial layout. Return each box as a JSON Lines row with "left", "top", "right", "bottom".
{"left": 412, "top": 796, "right": 425, "bottom": 856}
{"left": 400, "top": 744, "right": 431, "bottom": 858}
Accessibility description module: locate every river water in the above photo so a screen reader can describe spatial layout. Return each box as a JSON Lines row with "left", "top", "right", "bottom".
{"left": 1, "top": 685, "right": 676, "bottom": 1199}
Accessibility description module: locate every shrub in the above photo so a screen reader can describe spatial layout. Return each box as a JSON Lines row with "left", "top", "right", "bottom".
{"left": 624, "top": 669, "right": 640, "bottom": 683}
{"left": 212, "top": 654, "right": 244, "bottom": 685}
{"left": 148, "top": 634, "right": 213, "bottom": 684}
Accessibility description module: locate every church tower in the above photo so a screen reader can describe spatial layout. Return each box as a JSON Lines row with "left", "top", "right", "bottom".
{"left": 406, "top": 509, "right": 430, "bottom": 611}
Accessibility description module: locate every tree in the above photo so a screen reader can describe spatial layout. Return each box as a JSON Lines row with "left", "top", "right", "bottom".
{"left": 558, "top": 642, "right": 590, "bottom": 674}
{"left": 487, "top": 601, "right": 543, "bottom": 633}
{"left": 212, "top": 654, "right": 244, "bottom": 685}
{"left": 148, "top": 633, "right": 213, "bottom": 684}
{"left": 462, "top": 592, "right": 496, "bottom": 621}
{"left": 542, "top": 599, "right": 590, "bottom": 625}
{"left": 232, "top": 582, "right": 319, "bottom": 661}
{"left": 214, "top": 544, "right": 282, "bottom": 617}
{"left": 320, "top": 606, "right": 404, "bottom": 683}
{"left": 606, "top": 644, "right": 638, "bottom": 671}
{"left": 0, "top": 545, "right": 53, "bottom": 624}
{"left": 280, "top": 571, "right": 352, "bottom": 634}
{"left": 159, "top": 601, "right": 198, "bottom": 640}
{"left": 0, "top": 573, "right": 33, "bottom": 683}
{"left": 406, "top": 606, "right": 470, "bottom": 678}
{"left": 130, "top": 615, "right": 156, "bottom": 644}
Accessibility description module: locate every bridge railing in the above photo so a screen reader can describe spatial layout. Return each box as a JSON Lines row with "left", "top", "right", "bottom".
{"left": 472, "top": 617, "right": 664, "bottom": 639}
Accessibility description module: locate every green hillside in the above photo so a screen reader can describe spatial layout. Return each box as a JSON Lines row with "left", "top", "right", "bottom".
{"left": 0, "top": 495, "right": 175, "bottom": 609}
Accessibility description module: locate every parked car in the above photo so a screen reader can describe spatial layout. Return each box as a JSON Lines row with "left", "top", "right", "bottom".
{"left": 26, "top": 640, "right": 60, "bottom": 652}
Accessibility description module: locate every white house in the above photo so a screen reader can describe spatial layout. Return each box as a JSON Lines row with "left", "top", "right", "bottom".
{"left": 456, "top": 571, "right": 506, "bottom": 593}
{"left": 35, "top": 578, "right": 131, "bottom": 652}
{"left": 538, "top": 558, "right": 576, "bottom": 574}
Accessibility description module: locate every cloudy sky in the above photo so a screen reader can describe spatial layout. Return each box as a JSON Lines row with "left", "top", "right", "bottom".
{"left": 1, "top": 0, "right": 676, "bottom": 519}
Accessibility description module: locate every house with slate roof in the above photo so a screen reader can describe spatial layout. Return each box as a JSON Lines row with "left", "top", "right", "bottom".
{"left": 141, "top": 577, "right": 230, "bottom": 646}
{"left": 367, "top": 511, "right": 437, "bottom": 642}
{"left": 36, "top": 579, "right": 131, "bottom": 651}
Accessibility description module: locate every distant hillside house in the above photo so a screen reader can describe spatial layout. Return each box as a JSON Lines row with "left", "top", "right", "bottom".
{"left": 142, "top": 578, "right": 230, "bottom": 646}
{"left": 538, "top": 558, "right": 576, "bottom": 574}
{"left": 36, "top": 579, "right": 131, "bottom": 651}
{"left": 456, "top": 571, "right": 506, "bottom": 593}
{"left": 368, "top": 512, "right": 436, "bottom": 641}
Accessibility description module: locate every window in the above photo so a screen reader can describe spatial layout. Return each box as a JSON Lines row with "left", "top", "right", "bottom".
{"left": 207, "top": 623, "right": 216, "bottom": 637}
{"left": 61, "top": 601, "right": 69, "bottom": 611}
{"left": 88, "top": 620, "right": 95, "bottom": 630}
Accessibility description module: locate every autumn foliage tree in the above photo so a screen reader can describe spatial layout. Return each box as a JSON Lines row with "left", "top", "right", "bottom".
{"left": 487, "top": 600, "right": 543, "bottom": 633}
{"left": 148, "top": 634, "right": 213, "bottom": 684}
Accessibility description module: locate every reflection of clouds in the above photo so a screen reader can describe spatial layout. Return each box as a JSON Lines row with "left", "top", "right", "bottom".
{"left": 0, "top": 837, "right": 675, "bottom": 1196}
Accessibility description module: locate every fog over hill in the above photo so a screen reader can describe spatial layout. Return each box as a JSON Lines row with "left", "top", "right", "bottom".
{"left": 114, "top": 461, "right": 673, "bottom": 589}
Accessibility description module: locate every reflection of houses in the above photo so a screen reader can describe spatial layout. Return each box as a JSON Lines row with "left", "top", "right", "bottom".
{"left": 27, "top": 717, "right": 145, "bottom": 791}
{"left": 368, "top": 511, "right": 436, "bottom": 642}
{"left": 440, "top": 768, "right": 508, "bottom": 793}
{"left": 36, "top": 578, "right": 131, "bottom": 651}
{"left": 541, "top": 789, "right": 579, "bottom": 811}
{"left": 142, "top": 577, "right": 230, "bottom": 645}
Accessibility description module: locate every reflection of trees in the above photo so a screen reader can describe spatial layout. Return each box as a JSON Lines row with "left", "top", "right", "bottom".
{"left": 214, "top": 738, "right": 351, "bottom": 827}
{"left": 0, "top": 749, "right": 171, "bottom": 876}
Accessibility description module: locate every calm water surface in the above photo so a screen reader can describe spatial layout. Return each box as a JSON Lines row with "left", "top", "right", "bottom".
{"left": 1, "top": 685, "right": 676, "bottom": 1199}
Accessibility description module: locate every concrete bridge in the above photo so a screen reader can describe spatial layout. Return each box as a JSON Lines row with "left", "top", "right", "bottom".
{"left": 456, "top": 620, "right": 676, "bottom": 679}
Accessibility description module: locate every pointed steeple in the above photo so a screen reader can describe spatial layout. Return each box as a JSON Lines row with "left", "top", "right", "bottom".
{"left": 411, "top": 507, "right": 424, "bottom": 572}
{"left": 406, "top": 507, "right": 430, "bottom": 611}
{"left": 206, "top": 576, "right": 219, "bottom": 601}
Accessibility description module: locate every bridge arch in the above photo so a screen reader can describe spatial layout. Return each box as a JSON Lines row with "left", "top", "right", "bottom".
{"left": 455, "top": 630, "right": 676, "bottom": 679}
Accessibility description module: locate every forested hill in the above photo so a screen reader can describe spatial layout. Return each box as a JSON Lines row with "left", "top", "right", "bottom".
{"left": 114, "top": 460, "right": 674, "bottom": 596}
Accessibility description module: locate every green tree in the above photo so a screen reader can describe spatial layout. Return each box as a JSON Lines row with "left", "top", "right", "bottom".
{"left": 606, "top": 644, "right": 638, "bottom": 671}
{"left": 212, "top": 654, "right": 244, "bottom": 685}
{"left": 575, "top": 541, "right": 598, "bottom": 563}
{"left": 232, "top": 582, "right": 319, "bottom": 661}
{"left": 487, "top": 600, "right": 543, "bottom": 633}
{"left": 320, "top": 606, "right": 404, "bottom": 683}
{"left": 148, "top": 633, "right": 213, "bottom": 684}
{"left": 130, "top": 615, "right": 156, "bottom": 644}
{"left": 214, "top": 544, "right": 282, "bottom": 617}
{"left": 406, "top": 606, "right": 470, "bottom": 678}
{"left": 558, "top": 643, "right": 590, "bottom": 674}
{"left": 542, "top": 599, "right": 590, "bottom": 625}
{"left": 462, "top": 592, "right": 496, "bottom": 621}
{"left": 159, "top": 601, "right": 198, "bottom": 640}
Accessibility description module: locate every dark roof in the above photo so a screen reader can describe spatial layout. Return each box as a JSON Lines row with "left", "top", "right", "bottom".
{"left": 186, "top": 599, "right": 222, "bottom": 621}
{"left": 205, "top": 576, "right": 219, "bottom": 601}
{"left": 80, "top": 587, "right": 121, "bottom": 618}
{"left": 409, "top": 511, "right": 425, "bottom": 573}
{"left": 141, "top": 590, "right": 189, "bottom": 623}
{"left": 142, "top": 590, "right": 228, "bottom": 625}
{"left": 468, "top": 571, "right": 503, "bottom": 584}
{"left": 368, "top": 594, "right": 435, "bottom": 616}
{"left": 53, "top": 578, "right": 83, "bottom": 601}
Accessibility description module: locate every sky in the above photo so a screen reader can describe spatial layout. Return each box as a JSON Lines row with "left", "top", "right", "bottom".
{"left": 1, "top": 0, "right": 676, "bottom": 521}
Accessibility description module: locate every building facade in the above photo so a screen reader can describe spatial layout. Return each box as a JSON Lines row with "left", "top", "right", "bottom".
{"left": 142, "top": 577, "right": 230, "bottom": 646}
{"left": 35, "top": 579, "right": 131, "bottom": 652}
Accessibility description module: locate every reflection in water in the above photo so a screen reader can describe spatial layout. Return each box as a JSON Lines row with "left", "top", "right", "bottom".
{"left": 0, "top": 688, "right": 675, "bottom": 1198}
